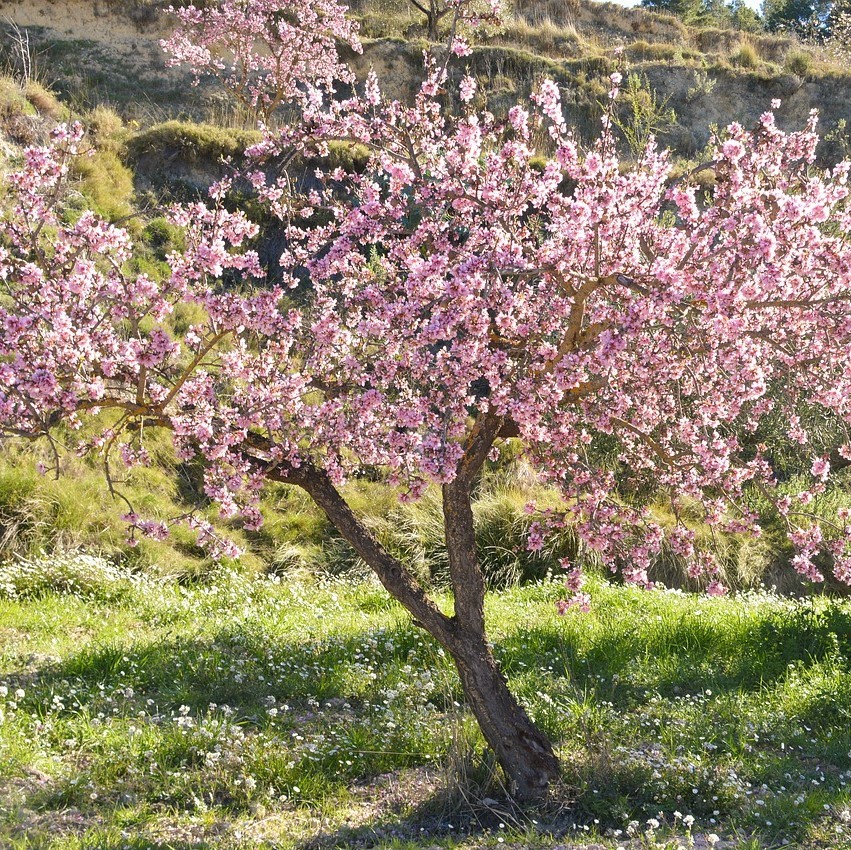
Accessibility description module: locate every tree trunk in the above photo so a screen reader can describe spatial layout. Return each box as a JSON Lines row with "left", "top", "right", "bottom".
{"left": 427, "top": 0, "right": 440, "bottom": 40}
{"left": 448, "top": 623, "right": 561, "bottom": 801}
{"left": 442, "top": 467, "right": 560, "bottom": 801}
{"left": 427, "top": 11, "right": 439, "bottom": 40}
{"left": 294, "top": 445, "right": 560, "bottom": 802}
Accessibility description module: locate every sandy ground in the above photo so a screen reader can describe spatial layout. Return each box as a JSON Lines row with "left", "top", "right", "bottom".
{"left": 0, "top": 0, "right": 171, "bottom": 41}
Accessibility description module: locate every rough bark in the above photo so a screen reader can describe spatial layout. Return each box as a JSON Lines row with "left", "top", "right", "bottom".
{"left": 449, "top": 625, "right": 561, "bottom": 801}
{"left": 262, "top": 425, "right": 560, "bottom": 801}
{"left": 440, "top": 412, "right": 560, "bottom": 800}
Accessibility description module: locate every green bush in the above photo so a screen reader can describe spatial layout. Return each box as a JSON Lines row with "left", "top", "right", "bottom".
{"left": 0, "top": 551, "right": 141, "bottom": 600}
{"left": 0, "top": 442, "right": 235, "bottom": 577}
{"left": 313, "top": 463, "right": 583, "bottom": 588}
{"left": 732, "top": 42, "right": 759, "bottom": 68}
{"left": 71, "top": 148, "right": 135, "bottom": 223}
{"left": 784, "top": 49, "right": 812, "bottom": 76}
{"left": 126, "top": 121, "right": 263, "bottom": 165}
{"left": 86, "top": 104, "right": 125, "bottom": 151}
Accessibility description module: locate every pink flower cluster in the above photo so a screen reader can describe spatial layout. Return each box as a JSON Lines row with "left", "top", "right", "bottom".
{"left": 2, "top": 0, "right": 851, "bottom": 600}
{"left": 162, "top": 0, "right": 360, "bottom": 120}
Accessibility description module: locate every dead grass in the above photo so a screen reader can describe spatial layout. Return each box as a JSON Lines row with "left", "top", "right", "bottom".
{"left": 0, "top": 75, "right": 64, "bottom": 145}
{"left": 625, "top": 39, "right": 683, "bottom": 62}
{"left": 500, "top": 17, "right": 586, "bottom": 58}
{"left": 22, "top": 80, "right": 61, "bottom": 117}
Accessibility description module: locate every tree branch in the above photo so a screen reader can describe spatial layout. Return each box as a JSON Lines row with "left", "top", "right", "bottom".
{"left": 279, "top": 458, "right": 457, "bottom": 643}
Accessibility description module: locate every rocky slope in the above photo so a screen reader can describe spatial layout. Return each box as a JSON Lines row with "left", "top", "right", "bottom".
{"left": 1, "top": 0, "right": 850, "bottom": 163}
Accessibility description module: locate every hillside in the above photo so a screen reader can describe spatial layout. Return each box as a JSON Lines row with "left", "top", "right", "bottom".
{"left": 0, "top": 0, "right": 850, "bottom": 160}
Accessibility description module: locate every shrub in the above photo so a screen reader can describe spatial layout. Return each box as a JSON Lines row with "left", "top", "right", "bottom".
{"left": 365, "top": 465, "right": 583, "bottom": 588}
{"left": 753, "top": 33, "right": 797, "bottom": 64}
{"left": 784, "top": 49, "right": 812, "bottom": 76}
{"left": 686, "top": 68, "right": 718, "bottom": 102}
{"left": 71, "top": 148, "right": 135, "bottom": 223}
{"left": 322, "top": 141, "right": 371, "bottom": 173}
{"left": 0, "top": 75, "right": 40, "bottom": 145}
{"left": 126, "top": 121, "right": 263, "bottom": 165}
{"left": 732, "top": 42, "right": 759, "bottom": 68}
{"left": 500, "top": 17, "right": 584, "bottom": 57}
{"left": 0, "top": 551, "right": 142, "bottom": 601}
{"left": 694, "top": 28, "right": 743, "bottom": 57}
{"left": 625, "top": 40, "right": 682, "bottom": 62}
{"left": 23, "top": 80, "right": 61, "bottom": 118}
{"left": 86, "top": 105, "right": 125, "bottom": 149}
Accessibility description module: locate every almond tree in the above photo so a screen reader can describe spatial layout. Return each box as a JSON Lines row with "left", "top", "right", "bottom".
{"left": 162, "top": 0, "right": 361, "bottom": 122}
{"left": 392, "top": 0, "right": 500, "bottom": 41}
{"left": 2, "top": 0, "right": 851, "bottom": 800}
{"left": 406, "top": 0, "right": 459, "bottom": 40}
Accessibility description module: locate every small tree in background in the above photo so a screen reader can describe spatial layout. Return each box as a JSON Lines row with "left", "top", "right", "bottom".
{"left": 728, "top": 0, "right": 765, "bottom": 30}
{"left": 2, "top": 0, "right": 851, "bottom": 800}
{"left": 828, "top": 0, "right": 851, "bottom": 58}
{"left": 397, "top": 0, "right": 504, "bottom": 40}
{"left": 763, "top": 0, "right": 831, "bottom": 35}
{"left": 641, "top": 0, "right": 710, "bottom": 25}
{"left": 408, "top": 0, "right": 453, "bottom": 39}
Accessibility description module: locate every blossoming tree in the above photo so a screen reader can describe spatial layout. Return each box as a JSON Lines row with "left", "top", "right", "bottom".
{"left": 2, "top": 0, "right": 851, "bottom": 800}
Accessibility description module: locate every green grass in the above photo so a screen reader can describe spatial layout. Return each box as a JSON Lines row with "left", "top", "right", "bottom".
{"left": 2, "top": 567, "right": 851, "bottom": 848}
{"left": 1, "top": 432, "right": 847, "bottom": 596}
{"left": 0, "top": 442, "right": 602, "bottom": 587}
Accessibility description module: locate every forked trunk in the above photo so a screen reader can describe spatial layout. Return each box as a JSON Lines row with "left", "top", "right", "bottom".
{"left": 297, "top": 445, "right": 560, "bottom": 802}
{"left": 427, "top": 0, "right": 440, "bottom": 40}
{"left": 448, "top": 625, "right": 560, "bottom": 801}
{"left": 427, "top": 13, "right": 439, "bottom": 40}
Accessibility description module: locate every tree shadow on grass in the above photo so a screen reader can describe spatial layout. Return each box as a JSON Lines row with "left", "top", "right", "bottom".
{"left": 8, "top": 584, "right": 851, "bottom": 721}
{"left": 11, "top": 622, "right": 459, "bottom": 831}
{"left": 287, "top": 763, "right": 581, "bottom": 850}
{"left": 14, "top": 596, "right": 851, "bottom": 749}
{"left": 10, "top": 595, "right": 851, "bottom": 747}
{"left": 498, "top": 599, "right": 851, "bottom": 703}
{"left": 23, "top": 601, "right": 851, "bottom": 733}
{"left": 9, "top": 597, "right": 851, "bottom": 847}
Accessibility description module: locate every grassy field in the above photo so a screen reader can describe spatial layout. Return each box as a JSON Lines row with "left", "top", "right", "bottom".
{"left": 2, "top": 558, "right": 851, "bottom": 849}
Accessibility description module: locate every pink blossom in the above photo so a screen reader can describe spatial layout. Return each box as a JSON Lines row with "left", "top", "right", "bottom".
{"left": 706, "top": 580, "right": 728, "bottom": 597}
{"left": 459, "top": 75, "right": 477, "bottom": 103}
{"left": 1, "top": 5, "right": 851, "bottom": 610}
{"left": 452, "top": 37, "right": 471, "bottom": 57}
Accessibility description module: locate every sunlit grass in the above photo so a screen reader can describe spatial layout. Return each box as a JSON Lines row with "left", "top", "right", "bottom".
{"left": 2, "top": 566, "right": 851, "bottom": 848}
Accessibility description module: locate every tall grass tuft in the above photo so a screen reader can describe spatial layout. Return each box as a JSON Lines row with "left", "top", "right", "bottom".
{"left": 732, "top": 42, "right": 759, "bottom": 68}
{"left": 0, "top": 551, "right": 142, "bottom": 601}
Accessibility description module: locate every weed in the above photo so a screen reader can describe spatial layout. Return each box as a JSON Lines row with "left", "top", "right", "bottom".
{"left": 785, "top": 50, "right": 812, "bottom": 76}
{"left": 2, "top": 573, "right": 851, "bottom": 847}
{"left": 686, "top": 69, "right": 717, "bottom": 102}
{"left": 612, "top": 73, "right": 676, "bottom": 161}
{"left": 732, "top": 43, "right": 759, "bottom": 68}
{"left": 0, "top": 551, "right": 141, "bottom": 601}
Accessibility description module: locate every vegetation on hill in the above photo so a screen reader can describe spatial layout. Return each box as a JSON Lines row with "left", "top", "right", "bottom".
{"left": 0, "top": 0, "right": 849, "bottom": 155}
